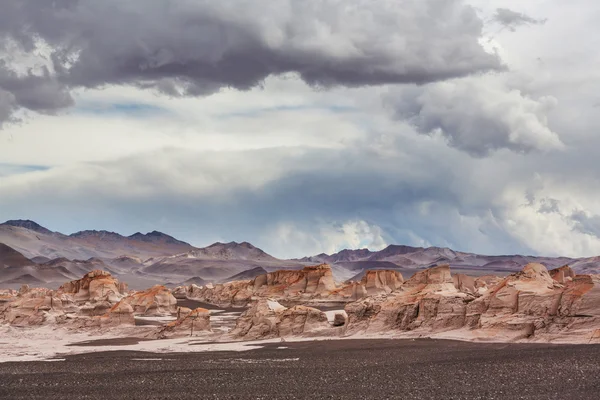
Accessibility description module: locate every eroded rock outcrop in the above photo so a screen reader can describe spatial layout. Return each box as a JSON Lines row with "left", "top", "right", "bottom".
{"left": 177, "top": 265, "right": 407, "bottom": 306}
{"left": 0, "top": 288, "right": 68, "bottom": 326}
{"left": 60, "top": 270, "right": 127, "bottom": 303}
{"left": 343, "top": 263, "right": 600, "bottom": 343}
{"left": 549, "top": 265, "right": 576, "bottom": 284}
{"left": 59, "top": 270, "right": 128, "bottom": 316}
{"left": 121, "top": 285, "right": 177, "bottom": 316}
{"left": 1, "top": 271, "right": 156, "bottom": 328}
{"left": 230, "top": 299, "right": 333, "bottom": 340}
{"left": 186, "top": 281, "right": 253, "bottom": 307}
{"left": 345, "top": 265, "right": 470, "bottom": 335}
{"left": 156, "top": 307, "right": 211, "bottom": 338}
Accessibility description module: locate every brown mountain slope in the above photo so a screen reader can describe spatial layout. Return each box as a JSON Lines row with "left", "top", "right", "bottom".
{"left": 0, "top": 224, "right": 195, "bottom": 260}
{"left": 0, "top": 243, "right": 33, "bottom": 268}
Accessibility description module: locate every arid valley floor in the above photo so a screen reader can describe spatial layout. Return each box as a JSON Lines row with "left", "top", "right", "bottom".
{"left": 3, "top": 221, "right": 600, "bottom": 399}
{"left": 1, "top": 339, "right": 600, "bottom": 399}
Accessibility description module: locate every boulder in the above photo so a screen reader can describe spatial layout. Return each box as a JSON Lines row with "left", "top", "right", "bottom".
{"left": 333, "top": 312, "right": 347, "bottom": 327}
{"left": 156, "top": 307, "right": 211, "bottom": 338}
{"left": 60, "top": 270, "right": 127, "bottom": 304}
{"left": 121, "top": 285, "right": 177, "bottom": 316}
{"left": 278, "top": 305, "right": 331, "bottom": 337}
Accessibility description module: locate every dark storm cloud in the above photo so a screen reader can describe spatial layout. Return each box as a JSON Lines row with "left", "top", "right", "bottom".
{"left": 0, "top": 64, "right": 73, "bottom": 117}
{"left": 493, "top": 8, "right": 547, "bottom": 32}
{"left": 0, "top": 0, "right": 501, "bottom": 125}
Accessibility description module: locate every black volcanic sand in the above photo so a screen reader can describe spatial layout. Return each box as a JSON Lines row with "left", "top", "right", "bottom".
{"left": 2, "top": 339, "right": 600, "bottom": 399}
{"left": 67, "top": 337, "right": 154, "bottom": 347}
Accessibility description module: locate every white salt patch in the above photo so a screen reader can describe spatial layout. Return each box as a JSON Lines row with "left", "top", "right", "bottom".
{"left": 267, "top": 299, "right": 286, "bottom": 312}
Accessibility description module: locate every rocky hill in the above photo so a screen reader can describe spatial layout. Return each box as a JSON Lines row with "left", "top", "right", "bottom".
{"left": 0, "top": 222, "right": 195, "bottom": 260}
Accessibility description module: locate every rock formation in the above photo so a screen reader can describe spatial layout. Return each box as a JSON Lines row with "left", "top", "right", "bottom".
{"left": 3, "top": 263, "right": 600, "bottom": 344}
{"left": 344, "top": 265, "right": 470, "bottom": 335}
{"left": 549, "top": 265, "right": 576, "bottom": 284}
{"left": 121, "top": 285, "right": 177, "bottom": 316}
{"left": 230, "top": 299, "right": 334, "bottom": 340}
{"left": 342, "top": 263, "right": 600, "bottom": 343}
{"left": 0, "top": 288, "right": 68, "bottom": 326}
{"left": 59, "top": 270, "right": 128, "bottom": 301}
{"left": 176, "top": 265, "right": 408, "bottom": 306}
{"left": 156, "top": 307, "right": 211, "bottom": 338}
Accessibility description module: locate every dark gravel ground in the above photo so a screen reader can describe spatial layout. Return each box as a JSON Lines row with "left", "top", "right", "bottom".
{"left": 1, "top": 339, "right": 599, "bottom": 399}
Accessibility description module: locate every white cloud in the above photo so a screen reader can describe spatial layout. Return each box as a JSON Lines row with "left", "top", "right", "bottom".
{"left": 264, "top": 220, "right": 388, "bottom": 258}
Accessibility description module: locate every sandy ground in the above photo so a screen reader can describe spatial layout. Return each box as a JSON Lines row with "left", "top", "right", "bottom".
{"left": 3, "top": 318, "right": 599, "bottom": 363}
{"left": 0, "top": 324, "right": 283, "bottom": 363}
{"left": 1, "top": 339, "right": 599, "bottom": 399}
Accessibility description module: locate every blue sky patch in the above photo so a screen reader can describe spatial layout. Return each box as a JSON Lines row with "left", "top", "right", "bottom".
{"left": 0, "top": 163, "right": 50, "bottom": 177}
{"left": 73, "top": 102, "right": 168, "bottom": 117}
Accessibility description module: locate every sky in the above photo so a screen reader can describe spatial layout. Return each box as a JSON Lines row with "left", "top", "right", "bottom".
{"left": 1, "top": 0, "right": 600, "bottom": 259}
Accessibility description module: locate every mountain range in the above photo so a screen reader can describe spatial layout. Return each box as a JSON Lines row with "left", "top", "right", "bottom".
{"left": 1, "top": 219, "right": 600, "bottom": 290}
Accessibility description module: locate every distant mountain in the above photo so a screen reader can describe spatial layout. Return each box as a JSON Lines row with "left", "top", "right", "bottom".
{"left": 143, "top": 242, "right": 304, "bottom": 281}
{"left": 2, "top": 273, "right": 45, "bottom": 285}
{"left": 0, "top": 221, "right": 195, "bottom": 260}
{"left": 0, "top": 220, "right": 53, "bottom": 235}
{"left": 221, "top": 266, "right": 268, "bottom": 282}
{"left": 69, "top": 230, "right": 124, "bottom": 240}
{"left": 188, "top": 241, "right": 278, "bottom": 261}
{"left": 180, "top": 276, "right": 208, "bottom": 286}
{"left": 128, "top": 231, "right": 191, "bottom": 246}
{"left": 302, "top": 244, "right": 588, "bottom": 275}
{"left": 0, "top": 243, "right": 34, "bottom": 268}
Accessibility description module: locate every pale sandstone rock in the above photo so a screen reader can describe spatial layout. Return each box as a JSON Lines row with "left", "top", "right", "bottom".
{"left": 230, "top": 299, "right": 333, "bottom": 340}
{"left": 60, "top": 270, "right": 127, "bottom": 302}
{"left": 345, "top": 265, "right": 471, "bottom": 336}
{"left": 181, "top": 265, "right": 341, "bottom": 307}
{"left": 180, "top": 266, "right": 407, "bottom": 308}
{"left": 255, "top": 264, "right": 336, "bottom": 297}
{"left": 360, "top": 270, "right": 404, "bottom": 296}
{"left": 278, "top": 305, "right": 331, "bottom": 337}
{"left": 101, "top": 301, "right": 135, "bottom": 327}
{"left": 1, "top": 289, "right": 68, "bottom": 326}
{"left": 156, "top": 307, "right": 211, "bottom": 338}
{"left": 121, "top": 285, "right": 177, "bottom": 316}
{"left": 230, "top": 299, "right": 282, "bottom": 340}
{"left": 186, "top": 281, "right": 253, "bottom": 307}
{"left": 549, "top": 265, "right": 576, "bottom": 284}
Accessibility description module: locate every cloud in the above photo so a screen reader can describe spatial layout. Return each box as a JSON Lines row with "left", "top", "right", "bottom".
{"left": 0, "top": 63, "right": 74, "bottom": 121}
{"left": 538, "top": 198, "right": 560, "bottom": 214}
{"left": 571, "top": 211, "right": 600, "bottom": 238}
{"left": 493, "top": 8, "right": 547, "bottom": 32}
{"left": 264, "top": 219, "right": 388, "bottom": 258}
{"left": 384, "top": 76, "right": 563, "bottom": 156}
{"left": 0, "top": 143, "right": 533, "bottom": 258}
{"left": 0, "top": 0, "right": 501, "bottom": 126}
